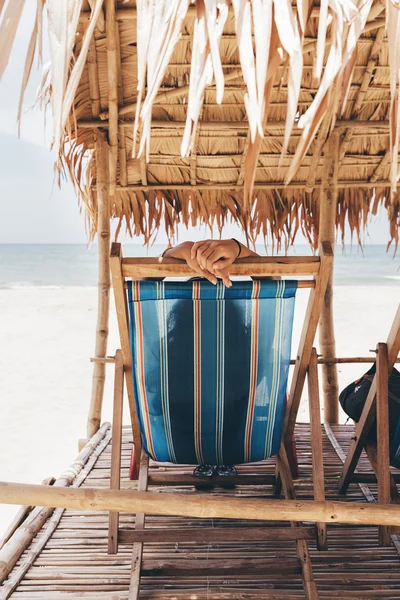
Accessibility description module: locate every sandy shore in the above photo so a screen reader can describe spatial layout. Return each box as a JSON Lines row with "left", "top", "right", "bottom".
{"left": 0, "top": 286, "right": 398, "bottom": 532}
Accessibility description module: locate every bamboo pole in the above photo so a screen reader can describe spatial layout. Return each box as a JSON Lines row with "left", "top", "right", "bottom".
{"left": 105, "top": 0, "right": 118, "bottom": 197}
{"left": 0, "top": 477, "right": 54, "bottom": 552}
{"left": 318, "top": 132, "right": 339, "bottom": 424}
{"left": 96, "top": 179, "right": 392, "bottom": 192}
{"left": 0, "top": 424, "right": 110, "bottom": 585}
{"left": 78, "top": 118, "right": 391, "bottom": 130}
{"left": 1, "top": 481, "right": 400, "bottom": 527}
{"left": 87, "top": 133, "right": 111, "bottom": 439}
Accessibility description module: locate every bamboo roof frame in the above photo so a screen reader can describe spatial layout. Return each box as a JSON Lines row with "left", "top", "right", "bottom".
{"left": 1, "top": 0, "right": 400, "bottom": 250}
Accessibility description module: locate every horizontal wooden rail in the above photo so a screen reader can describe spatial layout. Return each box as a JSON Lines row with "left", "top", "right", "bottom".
{"left": 78, "top": 118, "right": 390, "bottom": 131}
{"left": 121, "top": 256, "right": 320, "bottom": 278}
{"left": 90, "top": 356, "right": 116, "bottom": 363}
{"left": 2, "top": 482, "right": 400, "bottom": 526}
{"left": 123, "top": 280, "right": 315, "bottom": 289}
{"left": 104, "top": 180, "right": 391, "bottom": 192}
{"left": 146, "top": 474, "right": 276, "bottom": 487}
{"left": 119, "top": 526, "right": 315, "bottom": 543}
{"left": 88, "top": 355, "right": 400, "bottom": 366}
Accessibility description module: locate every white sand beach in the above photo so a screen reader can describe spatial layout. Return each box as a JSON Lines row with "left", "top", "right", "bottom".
{"left": 0, "top": 285, "right": 399, "bottom": 532}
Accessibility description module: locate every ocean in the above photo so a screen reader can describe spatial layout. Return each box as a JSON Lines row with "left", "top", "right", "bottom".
{"left": 0, "top": 243, "right": 399, "bottom": 288}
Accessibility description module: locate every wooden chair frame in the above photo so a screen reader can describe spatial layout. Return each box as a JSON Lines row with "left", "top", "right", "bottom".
{"left": 337, "top": 305, "right": 400, "bottom": 546}
{"left": 108, "top": 241, "right": 334, "bottom": 600}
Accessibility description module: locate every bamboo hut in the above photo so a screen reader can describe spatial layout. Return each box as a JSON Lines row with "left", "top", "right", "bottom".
{"left": 0, "top": 0, "right": 400, "bottom": 598}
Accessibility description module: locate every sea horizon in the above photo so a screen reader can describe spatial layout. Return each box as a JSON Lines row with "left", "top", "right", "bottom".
{"left": 0, "top": 242, "right": 399, "bottom": 288}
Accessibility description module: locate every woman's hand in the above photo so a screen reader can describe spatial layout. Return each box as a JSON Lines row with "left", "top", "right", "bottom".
{"left": 161, "top": 239, "right": 258, "bottom": 287}
{"left": 161, "top": 242, "right": 219, "bottom": 285}
{"left": 191, "top": 239, "right": 241, "bottom": 275}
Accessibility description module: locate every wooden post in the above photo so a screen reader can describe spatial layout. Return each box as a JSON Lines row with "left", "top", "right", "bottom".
{"left": 376, "top": 342, "right": 392, "bottom": 546}
{"left": 307, "top": 348, "right": 327, "bottom": 550}
{"left": 319, "top": 131, "right": 339, "bottom": 424}
{"left": 87, "top": 132, "right": 111, "bottom": 439}
{"left": 108, "top": 350, "right": 124, "bottom": 554}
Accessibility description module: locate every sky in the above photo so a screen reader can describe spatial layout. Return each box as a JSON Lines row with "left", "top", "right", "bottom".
{"left": 0, "top": 6, "right": 393, "bottom": 246}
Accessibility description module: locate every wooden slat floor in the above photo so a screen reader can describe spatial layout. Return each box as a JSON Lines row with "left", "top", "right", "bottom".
{"left": 6, "top": 424, "right": 400, "bottom": 599}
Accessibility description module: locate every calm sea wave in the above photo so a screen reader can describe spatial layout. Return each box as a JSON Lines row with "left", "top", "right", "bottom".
{"left": 0, "top": 243, "right": 399, "bottom": 288}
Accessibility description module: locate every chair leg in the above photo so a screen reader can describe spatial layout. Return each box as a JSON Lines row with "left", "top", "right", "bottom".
{"left": 375, "top": 342, "right": 392, "bottom": 546}
{"left": 307, "top": 348, "right": 327, "bottom": 550}
{"left": 108, "top": 350, "right": 124, "bottom": 555}
{"left": 277, "top": 443, "right": 319, "bottom": 600}
{"left": 274, "top": 463, "right": 282, "bottom": 497}
{"left": 129, "top": 451, "right": 149, "bottom": 600}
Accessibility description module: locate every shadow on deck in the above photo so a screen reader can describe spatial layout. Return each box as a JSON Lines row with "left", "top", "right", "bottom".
{"left": 3, "top": 424, "right": 400, "bottom": 599}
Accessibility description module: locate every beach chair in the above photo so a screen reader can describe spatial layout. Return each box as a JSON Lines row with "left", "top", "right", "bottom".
{"left": 108, "top": 241, "right": 334, "bottom": 600}
{"left": 338, "top": 304, "right": 400, "bottom": 546}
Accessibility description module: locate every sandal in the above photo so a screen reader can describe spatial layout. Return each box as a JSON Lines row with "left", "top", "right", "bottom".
{"left": 193, "top": 464, "right": 215, "bottom": 478}
{"left": 214, "top": 465, "right": 237, "bottom": 476}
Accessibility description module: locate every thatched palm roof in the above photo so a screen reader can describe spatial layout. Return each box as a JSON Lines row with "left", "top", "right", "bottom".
{"left": 1, "top": 0, "right": 400, "bottom": 249}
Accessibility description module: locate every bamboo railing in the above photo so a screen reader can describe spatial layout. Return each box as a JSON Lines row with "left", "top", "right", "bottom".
{"left": 1, "top": 482, "right": 400, "bottom": 528}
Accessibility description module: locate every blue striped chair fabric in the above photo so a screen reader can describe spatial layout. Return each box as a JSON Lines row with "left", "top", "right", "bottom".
{"left": 128, "top": 279, "right": 297, "bottom": 466}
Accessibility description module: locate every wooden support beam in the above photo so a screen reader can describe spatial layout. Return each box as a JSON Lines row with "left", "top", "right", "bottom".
{"left": 145, "top": 473, "right": 276, "bottom": 487}
{"left": 114, "top": 12, "right": 127, "bottom": 188}
{"left": 276, "top": 444, "right": 319, "bottom": 599}
{"left": 308, "top": 348, "right": 327, "bottom": 550}
{"left": 106, "top": 0, "right": 119, "bottom": 196}
{"left": 107, "top": 179, "right": 392, "bottom": 192}
{"left": 110, "top": 243, "right": 142, "bottom": 460}
{"left": 119, "top": 526, "right": 316, "bottom": 543}
{"left": 121, "top": 255, "right": 321, "bottom": 279}
{"left": 319, "top": 132, "right": 339, "bottom": 424}
{"left": 85, "top": 27, "right": 100, "bottom": 118}
{"left": 284, "top": 242, "right": 334, "bottom": 445}
{"left": 108, "top": 350, "right": 124, "bottom": 554}
{"left": 87, "top": 133, "right": 111, "bottom": 439}
{"left": 80, "top": 118, "right": 391, "bottom": 130}
{"left": 376, "top": 342, "right": 392, "bottom": 546}
{"left": 4, "top": 480, "right": 400, "bottom": 527}
{"left": 129, "top": 452, "right": 149, "bottom": 600}
{"left": 338, "top": 304, "right": 400, "bottom": 493}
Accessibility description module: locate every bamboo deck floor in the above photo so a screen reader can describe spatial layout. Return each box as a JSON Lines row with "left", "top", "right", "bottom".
{"left": 5, "top": 424, "right": 400, "bottom": 600}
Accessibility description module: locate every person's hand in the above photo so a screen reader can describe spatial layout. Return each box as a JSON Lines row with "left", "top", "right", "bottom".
{"left": 190, "top": 239, "right": 241, "bottom": 285}
{"left": 161, "top": 242, "right": 219, "bottom": 285}
{"left": 161, "top": 241, "right": 233, "bottom": 286}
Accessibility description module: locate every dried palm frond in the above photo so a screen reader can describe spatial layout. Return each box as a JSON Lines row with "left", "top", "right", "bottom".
{"left": 1, "top": 0, "right": 399, "bottom": 247}
{"left": 181, "top": 0, "right": 228, "bottom": 157}
{"left": 134, "top": 0, "right": 190, "bottom": 160}
{"left": 0, "top": 0, "right": 25, "bottom": 79}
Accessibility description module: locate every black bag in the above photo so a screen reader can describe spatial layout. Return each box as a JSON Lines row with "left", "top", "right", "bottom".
{"left": 339, "top": 365, "right": 400, "bottom": 441}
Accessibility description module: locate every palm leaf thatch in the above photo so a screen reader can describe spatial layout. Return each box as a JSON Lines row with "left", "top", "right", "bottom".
{"left": 0, "top": 0, "right": 400, "bottom": 249}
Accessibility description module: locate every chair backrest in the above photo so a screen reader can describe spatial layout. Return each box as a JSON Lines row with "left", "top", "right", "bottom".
{"left": 110, "top": 242, "right": 334, "bottom": 465}
{"left": 127, "top": 278, "right": 297, "bottom": 465}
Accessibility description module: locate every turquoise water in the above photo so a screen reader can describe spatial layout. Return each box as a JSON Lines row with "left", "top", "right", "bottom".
{"left": 0, "top": 243, "right": 399, "bottom": 288}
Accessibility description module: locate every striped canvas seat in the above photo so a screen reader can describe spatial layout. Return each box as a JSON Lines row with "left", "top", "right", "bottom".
{"left": 127, "top": 279, "right": 297, "bottom": 466}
